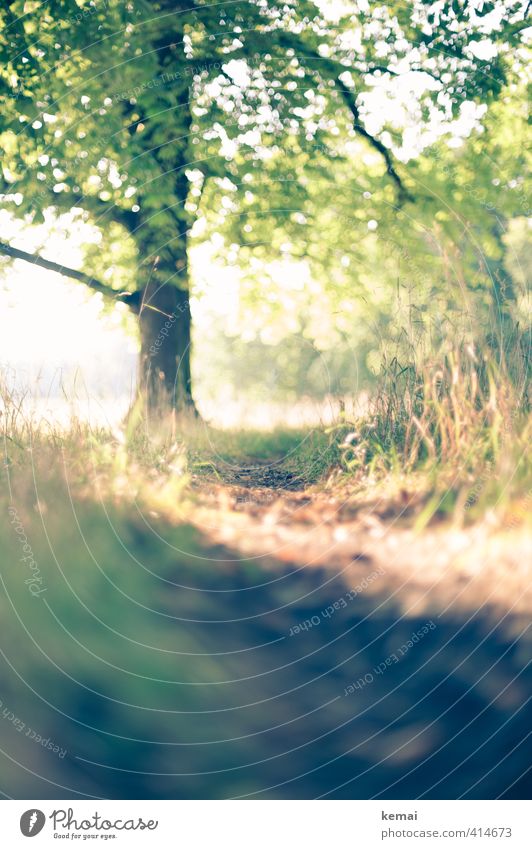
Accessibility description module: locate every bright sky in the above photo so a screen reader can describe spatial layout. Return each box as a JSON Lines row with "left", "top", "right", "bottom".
{"left": 0, "top": 211, "right": 137, "bottom": 405}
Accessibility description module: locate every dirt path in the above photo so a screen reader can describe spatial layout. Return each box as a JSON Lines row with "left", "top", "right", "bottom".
{"left": 189, "top": 456, "right": 532, "bottom": 631}
{"left": 3, "top": 454, "right": 531, "bottom": 800}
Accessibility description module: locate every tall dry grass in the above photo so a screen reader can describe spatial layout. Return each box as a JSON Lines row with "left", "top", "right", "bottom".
{"left": 334, "top": 339, "right": 530, "bottom": 522}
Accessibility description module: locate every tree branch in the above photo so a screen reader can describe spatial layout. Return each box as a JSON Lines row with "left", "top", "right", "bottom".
{"left": 334, "top": 76, "right": 413, "bottom": 203}
{"left": 276, "top": 36, "right": 413, "bottom": 203}
{"left": 0, "top": 240, "right": 141, "bottom": 310}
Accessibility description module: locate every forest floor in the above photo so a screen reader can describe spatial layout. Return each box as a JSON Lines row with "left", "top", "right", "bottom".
{"left": 2, "top": 420, "right": 532, "bottom": 799}
{"left": 179, "top": 449, "right": 532, "bottom": 633}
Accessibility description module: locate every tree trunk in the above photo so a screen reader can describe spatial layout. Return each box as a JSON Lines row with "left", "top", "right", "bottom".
{"left": 137, "top": 269, "right": 196, "bottom": 416}
{"left": 127, "top": 26, "right": 197, "bottom": 418}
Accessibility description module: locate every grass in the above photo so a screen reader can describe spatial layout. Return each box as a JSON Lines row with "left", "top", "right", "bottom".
{"left": 0, "top": 346, "right": 530, "bottom": 799}
{"left": 325, "top": 341, "right": 531, "bottom": 525}
{"left": 1, "top": 336, "right": 530, "bottom": 529}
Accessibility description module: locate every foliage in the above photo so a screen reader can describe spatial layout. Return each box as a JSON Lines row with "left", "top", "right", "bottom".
{"left": 1, "top": 0, "right": 528, "bottom": 284}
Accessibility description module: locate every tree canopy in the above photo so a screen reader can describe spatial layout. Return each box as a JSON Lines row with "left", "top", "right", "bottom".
{"left": 0, "top": 0, "right": 529, "bottom": 409}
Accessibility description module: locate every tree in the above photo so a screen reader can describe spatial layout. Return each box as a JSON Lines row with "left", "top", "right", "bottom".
{"left": 1, "top": 0, "right": 528, "bottom": 413}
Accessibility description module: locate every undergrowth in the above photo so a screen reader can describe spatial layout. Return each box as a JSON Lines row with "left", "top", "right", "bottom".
{"left": 328, "top": 341, "right": 531, "bottom": 523}
{"left": 1, "top": 337, "right": 530, "bottom": 528}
